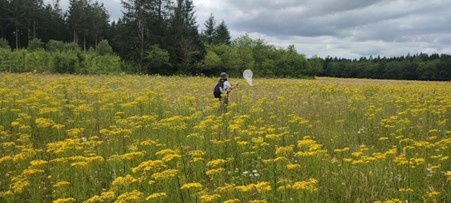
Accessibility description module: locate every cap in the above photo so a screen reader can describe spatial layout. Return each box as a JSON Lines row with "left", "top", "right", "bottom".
{"left": 220, "top": 72, "right": 228, "bottom": 79}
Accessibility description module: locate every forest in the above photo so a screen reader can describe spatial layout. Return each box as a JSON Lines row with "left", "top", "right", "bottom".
{"left": 0, "top": 0, "right": 450, "bottom": 80}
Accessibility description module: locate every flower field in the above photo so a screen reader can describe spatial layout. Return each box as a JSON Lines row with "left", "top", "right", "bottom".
{"left": 0, "top": 73, "right": 450, "bottom": 203}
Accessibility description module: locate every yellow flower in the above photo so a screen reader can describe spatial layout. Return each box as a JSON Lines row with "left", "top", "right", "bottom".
{"left": 262, "top": 159, "right": 274, "bottom": 164}
{"left": 140, "top": 139, "right": 160, "bottom": 146}
{"left": 30, "top": 159, "right": 48, "bottom": 168}
{"left": 131, "top": 160, "right": 166, "bottom": 173}
{"left": 70, "top": 161, "right": 88, "bottom": 168}
{"left": 151, "top": 169, "right": 178, "bottom": 180}
{"left": 0, "top": 156, "right": 13, "bottom": 165}
{"left": 206, "top": 159, "right": 227, "bottom": 168}
{"left": 248, "top": 200, "right": 268, "bottom": 203}
{"left": 206, "top": 168, "right": 225, "bottom": 176}
{"left": 10, "top": 177, "right": 30, "bottom": 193}
{"left": 255, "top": 182, "right": 271, "bottom": 193}
{"left": 286, "top": 164, "right": 301, "bottom": 170}
{"left": 223, "top": 199, "right": 240, "bottom": 203}
{"left": 292, "top": 178, "right": 318, "bottom": 192}
{"left": 35, "top": 117, "right": 55, "bottom": 128}
{"left": 426, "top": 191, "right": 440, "bottom": 198}
{"left": 237, "top": 141, "right": 248, "bottom": 146}
{"left": 215, "top": 184, "right": 236, "bottom": 194}
{"left": 21, "top": 168, "right": 44, "bottom": 176}
{"left": 145, "top": 192, "right": 167, "bottom": 201}
{"left": 115, "top": 190, "right": 143, "bottom": 203}
{"left": 53, "top": 198, "right": 76, "bottom": 203}
{"left": 11, "top": 121, "right": 20, "bottom": 127}
{"left": 275, "top": 146, "right": 293, "bottom": 156}
{"left": 181, "top": 182, "right": 202, "bottom": 190}
{"left": 53, "top": 181, "right": 70, "bottom": 188}
{"left": 199, "top": 194, "right": 221, "bottom": 202}
{"left": 188, "top": 150, "right": 206, "bottom": 157}
{"left": 378, "top": 137, "right": 389, "bottom": 141}
{"left": 0, "top": 190, "right": 13, "bottom": 198}
{"left": 274, "top": 157, "right": 288, "bottom": 162}
{"left": 162, "top": 154, "right": 181, "bottom": 162}
{"left": 112, "top": 175, "right": 138, "bottom": 189}
{"left": 265, "top": 134, "right": 281, "bottom": 141}
{"left": 235, "top": 182, "right": 271, "bottom": 193}
{"left": 251, "top": 137, "right": 264, "bottom": 144}
{"left": 351, "top": 151, "right": 363, "bottom": 157}
{"left": 399, "top": 188, "right": 413, "bottom": 193}
{"left": 155, "top": 148, "right": 178, "bottom": 156}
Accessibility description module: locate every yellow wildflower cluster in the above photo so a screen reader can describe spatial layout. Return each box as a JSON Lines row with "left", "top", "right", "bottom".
{"left": 235, "top": 182, "right": 271, "bottom": 193}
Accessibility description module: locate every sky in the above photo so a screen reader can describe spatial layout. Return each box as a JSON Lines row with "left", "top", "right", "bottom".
{"left": 46, "top": 0, "right": 451, "bottom": 58}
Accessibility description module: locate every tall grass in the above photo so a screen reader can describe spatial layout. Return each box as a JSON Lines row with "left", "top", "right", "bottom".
{"left": 0, "top": 73, "right": 450, "bottom": 202}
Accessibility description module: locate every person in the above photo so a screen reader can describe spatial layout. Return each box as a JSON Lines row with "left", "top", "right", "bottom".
{"left": 216, "top": 72, "right": 238, "bottom": 105}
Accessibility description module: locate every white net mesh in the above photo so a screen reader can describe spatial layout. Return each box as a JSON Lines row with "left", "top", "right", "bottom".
{"left": 243, "top": 69, "right": 253, "bottom": 86}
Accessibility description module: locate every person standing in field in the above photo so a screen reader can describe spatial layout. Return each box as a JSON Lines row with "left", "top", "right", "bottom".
{"left": 213, "top": 72, "right": 239, "bottom": 105}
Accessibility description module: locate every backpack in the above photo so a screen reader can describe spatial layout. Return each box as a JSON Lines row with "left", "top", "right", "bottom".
{"left": 213, "top": 80, "right": 225, "bottom": 98}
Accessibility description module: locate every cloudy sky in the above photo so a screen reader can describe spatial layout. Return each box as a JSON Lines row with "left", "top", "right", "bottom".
{"left": 48, "top": 0, "right": 451, "bottom": 58}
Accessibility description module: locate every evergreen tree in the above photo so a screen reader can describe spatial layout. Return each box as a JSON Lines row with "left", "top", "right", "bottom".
{"left": 213, "top": 20, "right": 231, "bottom": 45}
{"left": 121, "top": 0, "right": 151, "bottom": 71}
{"left": 89, "top": 2, "right": 109, "bottom": 47}
{"left": 168, "top": 0, "right": 204, "bottom": 74}
{"left": 38, "top": 1, "right": 67, "bottom": 42}
{"left": 11, "top": 0, "right": 31, "bottom": 48}
{"left": 67, "top": 0, "right": 89, "bottom": 45}
{"left": 0, "top": 0, "right": 12, "bottom": 40}
{"left": 201, "top": 13, "right": 216, "bottom": 44}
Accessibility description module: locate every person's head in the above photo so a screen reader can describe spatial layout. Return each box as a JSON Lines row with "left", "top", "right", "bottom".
{"left": 220, "top": 72, "right": 228, "bottom": 80}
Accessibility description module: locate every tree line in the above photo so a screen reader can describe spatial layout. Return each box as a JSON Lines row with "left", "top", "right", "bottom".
{"left": 0, "top": 0, "right": 449, "bottom": 80}
{"left": 319, "top": 54, "right": 451, "bottom": 81}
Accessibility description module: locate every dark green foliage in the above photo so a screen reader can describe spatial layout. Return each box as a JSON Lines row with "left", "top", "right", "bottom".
{"left": 67, "top": 0, "right": 109, "bottom": 51}
{"left": 213, "top": 21, "right": 231, "bottom": 45}
{"left": 319, "top": 54, "right": 451, "bottom": 81}
{"left": 119, "top": 0, "right": 172, "bottom": 71}
{"left": 168, "top": 0, "right": 205, "bottom": 74}
{"left": 201, "top": 15, "right": 231, "bottom": 45}
{"left": 201, "top": 14, "right": 216, "bottom": 44}
{"left": 0, "top": 38, "right": 10, "bottom": 49}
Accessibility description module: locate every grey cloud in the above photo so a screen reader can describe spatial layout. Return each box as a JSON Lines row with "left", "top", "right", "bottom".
{"left": 45, "top": 0, "right": 451, "bottom": 58}
{"left": 206, "top": 0, "right": 451, "bottom": 40}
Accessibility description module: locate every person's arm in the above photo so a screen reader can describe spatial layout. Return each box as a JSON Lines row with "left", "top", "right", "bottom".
{"left": 227, "top": 82, "right": 239, "bottom": 93}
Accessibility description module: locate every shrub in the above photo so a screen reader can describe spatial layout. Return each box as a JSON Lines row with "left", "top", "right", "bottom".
{"left": 81, "top": 52, "right": 121, "bottom": 74}
{"left": 96, "top": 40, "right": 113, "bottom": 56}
{"left": 46, "top": 40, "right": 65, "bottom": 52}
{"left": 52, "top": 51, "right": 80, "bottom": 73}
{"left": 28, "top": 38, "right": 44, "bottom": 51}
{"left": 63, "top": 42, "right": 81, "bottom": 52}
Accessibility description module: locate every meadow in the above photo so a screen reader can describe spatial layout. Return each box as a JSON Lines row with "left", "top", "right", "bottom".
{"left": 0, "top": 73, "right": 450, "bottom": 203}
